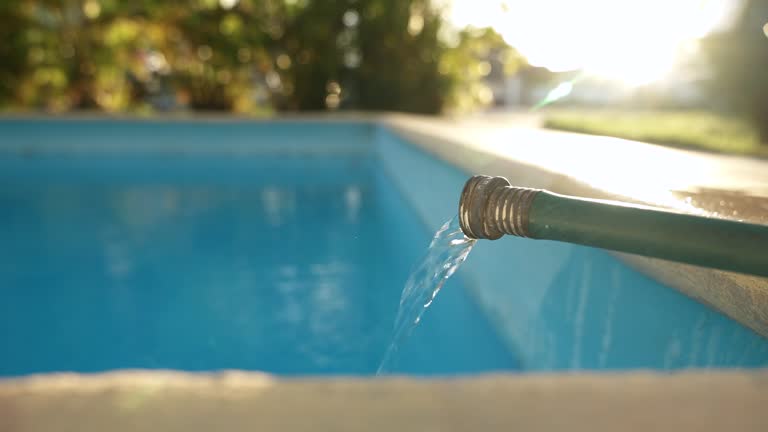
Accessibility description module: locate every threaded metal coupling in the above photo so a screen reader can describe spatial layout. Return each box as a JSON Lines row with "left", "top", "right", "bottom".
{"left": 459, "top": 175, "right": 540, "bottom": 240}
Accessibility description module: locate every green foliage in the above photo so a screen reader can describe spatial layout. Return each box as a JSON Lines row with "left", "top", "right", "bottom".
{"left": 353, "top": 0, "right": 447, "bottom": 113}
{"left": 703, "top": 0, "right": 768, "bottom": 143}
{"left": 0, "top": 2, "right": 29, "bottom": 107}
{"left": 0, "top": 0, "right": 519, "bottom": 114}
{"left": 269, "top": 0, "right": 347, "bottom": 110}
{"left": 544, "top": 109, "right": 765, "bottom": 156}
{"left": 440, "top": 27, "right": 521, "bottom": 112}
{"left": 267, "top": 0, "right": 519, "bottom": 114}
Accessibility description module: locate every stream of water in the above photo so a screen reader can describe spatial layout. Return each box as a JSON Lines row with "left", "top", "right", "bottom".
{"left": 376, "top": 215, "right": 476, "bottom": 374}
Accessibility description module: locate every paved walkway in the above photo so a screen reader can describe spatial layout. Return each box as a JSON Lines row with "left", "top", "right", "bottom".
{"left": 387, "top": 114, "right": 768, "bottom": 225}
{"left": 2, "top": 370, "right": 767, "bottom": 432}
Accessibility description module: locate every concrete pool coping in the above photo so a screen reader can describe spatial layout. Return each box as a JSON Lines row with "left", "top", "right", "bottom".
{"left": 381, "top": 114, "right": 768, "bottom": 339}
{"left": 1, "top": 370, "right": 767, "bottom": 431}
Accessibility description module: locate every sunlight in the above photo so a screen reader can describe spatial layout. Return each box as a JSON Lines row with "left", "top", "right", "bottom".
{"left": 447, "top": 0, "right": 737, "bottom": 85}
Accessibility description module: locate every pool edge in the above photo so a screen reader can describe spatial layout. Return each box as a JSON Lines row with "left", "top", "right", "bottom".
{"left": 1, "top": 369, "right": 766, "bottom": 431}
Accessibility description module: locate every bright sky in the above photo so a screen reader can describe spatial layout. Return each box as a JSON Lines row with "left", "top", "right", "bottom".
{"left": 446, "top": 0, "right": 740, "bottom": 85}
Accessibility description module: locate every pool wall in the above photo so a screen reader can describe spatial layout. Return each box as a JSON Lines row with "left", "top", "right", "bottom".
{"left": 0, "top": 119, "right": 374, "bottom": 156}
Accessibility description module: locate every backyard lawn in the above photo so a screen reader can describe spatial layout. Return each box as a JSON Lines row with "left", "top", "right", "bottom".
{"left": 543, "top": 109, "right": 767, "bottom": 157}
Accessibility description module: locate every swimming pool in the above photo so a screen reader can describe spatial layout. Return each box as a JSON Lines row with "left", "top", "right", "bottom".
{"left": 0, "top": 118, "right": 765, "bottom": 377}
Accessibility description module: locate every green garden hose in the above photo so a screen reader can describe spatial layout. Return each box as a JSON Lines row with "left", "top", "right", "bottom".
{"left": 459, "top": 175, "right": 768, "bottom": 277}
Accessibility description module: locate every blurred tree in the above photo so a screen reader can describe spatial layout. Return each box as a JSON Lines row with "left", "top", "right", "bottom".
{"left": 704, "top": 0, "right": 768, "bottom": 144}
{"left": 168, "top": 0, "right": 273, "bottom": 111}
{"left": 0, "top": 0, "right": 521, "bottom": 114}
{"left": 9, "top": 0, "right": 154, "bottom": 111}
{"left": 439, "top": 27, "right": 522, "bottom": 112}
{"left": 272, "top": 0, "right": 520, "bottom": 113}
{"left": 353, "top": 0, "right": 447, "bottom": 113}
{"left": 0, "top": 2, "right": 30, "bottom": 107}
{"left": 269, "top": 0, "right": 347, "bottom": 110}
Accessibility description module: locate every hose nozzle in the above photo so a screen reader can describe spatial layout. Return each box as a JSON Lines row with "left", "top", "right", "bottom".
{"left": 459, "top": 175, "right": 540, "bottom": 240}
{"left": 457, "top": 175, "right": 768, "bottom": 277}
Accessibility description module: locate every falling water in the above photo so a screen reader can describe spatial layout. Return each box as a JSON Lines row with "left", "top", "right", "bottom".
{"left": 376, "top": 215, "right": 476, "bottom": 374}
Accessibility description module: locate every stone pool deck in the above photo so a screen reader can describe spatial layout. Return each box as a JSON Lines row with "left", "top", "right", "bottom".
{"left": 384, "top": 113, "right": 768, "bottom": 204}
{"left": 2, "top": 370, "right": 767, "bottom": 432}
{"left": 384, "top": 114, "right": 768, "bottom": 338}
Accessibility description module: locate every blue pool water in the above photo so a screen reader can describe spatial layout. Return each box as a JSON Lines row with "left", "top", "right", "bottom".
{"left": 0, "top": 119, "right": 766, "bottom": 376}
{"left": 0, "top": 122, "right": 515, "bottom": 376}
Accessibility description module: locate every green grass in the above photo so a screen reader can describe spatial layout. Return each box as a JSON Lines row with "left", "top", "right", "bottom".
{"left": 543, "top": 109, "right": 767, "bottom": 157}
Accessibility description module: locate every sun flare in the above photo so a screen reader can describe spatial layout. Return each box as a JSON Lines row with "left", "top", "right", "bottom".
{"left": 448, "top": 0, "right": 737, "bottom": 85}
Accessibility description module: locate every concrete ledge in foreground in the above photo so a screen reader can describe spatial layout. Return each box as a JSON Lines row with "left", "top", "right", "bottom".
{"left": 1, "top": 370, "right": 767, "bottom": 432}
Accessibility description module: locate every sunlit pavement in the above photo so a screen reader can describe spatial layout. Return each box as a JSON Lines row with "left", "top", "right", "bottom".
{"left": 388, "top": 113, "right": 768, "bottom": 225}
{"left": 1, "top": 370, "right": 766, "bottom": 432}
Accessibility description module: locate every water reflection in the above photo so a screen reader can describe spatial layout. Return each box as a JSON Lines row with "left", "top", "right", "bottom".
{"left": 0, "top": 165, "right": 392, "bottom": 375}
{"left": 344, "top": 185, "right": 362, "bottom": 222}
{"left": 260, "top": 186, "right": 299, "bottom": 226}
{"left": 475, "top": 239, "right": 768, "bottom": 370}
